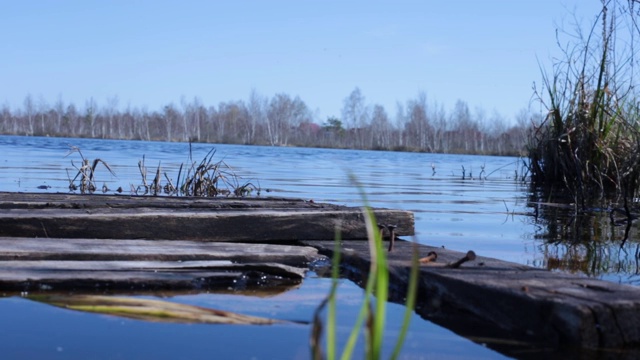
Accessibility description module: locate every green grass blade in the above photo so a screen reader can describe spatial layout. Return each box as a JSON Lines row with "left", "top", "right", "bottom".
{"left": 363, "top": 206, "right": 388, "bottom": 359}
{"left": 340, "top": 262, "right": 375, "bottom": 360}
{"left": 326, "top": 227, "right": 342, "bottom": 360}
{"left": 390, "top": 241, "right": 420, "bottom": 360}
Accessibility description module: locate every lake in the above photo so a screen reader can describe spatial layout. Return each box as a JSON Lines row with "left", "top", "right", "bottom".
{"left": 0, "top": 135, "right": 636, "bottom": 359}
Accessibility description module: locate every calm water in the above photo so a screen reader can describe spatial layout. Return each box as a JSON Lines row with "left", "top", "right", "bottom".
{"left": 0, "top": 135, "right": 637, "bottom": 359}
{"left": 0, "top": 135, "right": 532, "bottom": 262}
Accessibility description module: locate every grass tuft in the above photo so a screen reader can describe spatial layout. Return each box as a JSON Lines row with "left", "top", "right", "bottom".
{"left": 65, "top": 145, "right": 116, "bottom": 194}
{"left": 65, "top": 144, "right": 260, "bottom": 197}
{"left": 528, "top": 1, "right": 640, "bottom": 209}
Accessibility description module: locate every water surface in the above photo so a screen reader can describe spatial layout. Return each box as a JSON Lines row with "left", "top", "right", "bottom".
{"left": 1, "top": 135, "right": 637, "bottom": 359}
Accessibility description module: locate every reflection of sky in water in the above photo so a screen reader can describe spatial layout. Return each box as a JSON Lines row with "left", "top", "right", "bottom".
{"left": 0, "top": 276, "right": 506, "bottom": 360}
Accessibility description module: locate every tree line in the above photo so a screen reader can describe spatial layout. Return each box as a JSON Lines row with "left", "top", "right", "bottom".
{"left": 0, "top": 88, "right": 536, "bottom": 156}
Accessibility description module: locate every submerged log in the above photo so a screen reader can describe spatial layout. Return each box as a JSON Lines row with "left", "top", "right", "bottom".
{"left": 302, "top": 239, "right": 640, "bottom": 350}
{"left": 0, "top": 192, "right": 414, "bottom": 241}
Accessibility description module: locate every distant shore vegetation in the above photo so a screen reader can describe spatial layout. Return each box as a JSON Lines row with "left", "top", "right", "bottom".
{"left": 0, "top": 89, "right": 535, "bottom": 157}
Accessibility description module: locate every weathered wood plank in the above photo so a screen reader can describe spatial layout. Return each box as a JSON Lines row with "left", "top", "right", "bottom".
{"left": 0, "top": 192, "right": 331, "bottom": 210}
{"left": 0, "top": 192, "right": 414, "bottom": 241}
{"left": 0, "top": 259, "right": 306, "bottom": 279}
{"left": 302, "top": 239, "right": 640, "bottom": 349}
{"left": 0, "top": 237, "right": 322, "bottom": 266}
{"left": 0, "top": 237, "right": 319, "bottom": 292}
{"left": 0, "top": 259, "right": 306, "bottom": 292}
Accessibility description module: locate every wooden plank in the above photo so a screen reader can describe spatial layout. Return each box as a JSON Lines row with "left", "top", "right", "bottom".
{"left": 0, "top": 192, "right": 414, "bottom": 241}
{"left": 302, "top": 239, "right": 640, "bottom": 349}
{"left": 0, "top": 237, "right": 322, "bottom": 266}
{"left": 0, "top": 285, "right": 297, "bottom": 299}
{"left": 0, "top": 259, "right": 306, "bottom": 292}
{"left": 0, "top": 237, "right": 319, "bottom": 293}
{"left": 0, "top": 259, "right": 306, "bottom": 279}
{"left": 0, "top": 192, "right": 331, "bottom": 210}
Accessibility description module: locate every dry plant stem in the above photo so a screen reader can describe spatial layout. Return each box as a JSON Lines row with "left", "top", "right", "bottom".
{"left": 65, "top": 146, "right": 116, "bottom": 194}
{"left": 419, "top": 251, "right": 438, "bottom": 264}
{"left": 447, "top": 250, "right": 476, "bottom": 268}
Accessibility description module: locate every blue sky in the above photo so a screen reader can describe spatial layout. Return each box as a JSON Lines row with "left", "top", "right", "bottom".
{"left": 0, "top": 1, "right": 603, "bottom": 124}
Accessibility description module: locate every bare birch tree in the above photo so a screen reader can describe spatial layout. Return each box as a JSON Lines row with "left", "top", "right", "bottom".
{"left": 342, "top": 87, "right": 367, "bottom": 148}
{"left": 162, "top": 104, "right": 179, "bottom": 141}
{"left": 268, "top": 94, "right": 294, "bottom": 146}
{"left": 23, "top": 94, "right": 35, "bottom": 135}
{"left": 246, "top": 89, "right": 266, "bottom": 144}
{"left": 84, "top": 97, "right": 99, "bottom": 138}
{"left": 405, "top": 93, "right": 431, "bottom": 151}
{"left": 53, "top": 96, "right": 65, "bottom": 135}
{"left": 0, "top": 103, "right": 12, "bottom": 133}
{"left": 370, "top": 104, "right": 391, "bottom": 149}
{"left": 103, "top": 96, "right": 119, "bottom": 139}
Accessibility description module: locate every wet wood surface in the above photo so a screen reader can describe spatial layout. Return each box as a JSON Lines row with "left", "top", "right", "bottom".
{"left": 0, "top": 237, "right": 322, "bottom": 292}
{"left": 0, "top": 192, "right": 414, "bottom": 241}
{"left": 0, "top": 237, "right": 320, "bottom": 265}
{"left": 302, "top": 239, "right": 640, "bottom": 350}
{"left": 0, "top": 260, "right": 306, "bottom": 291}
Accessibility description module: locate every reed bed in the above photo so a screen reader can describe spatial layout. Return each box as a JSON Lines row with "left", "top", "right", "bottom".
{"left": 175, "top": 147, "right": 259, "bottom": 197}
{"left": 528, "top": 1, "right": 640, "bottom": 210}
{"left": 65, "top": 144, "right": 260, "bottom": 197}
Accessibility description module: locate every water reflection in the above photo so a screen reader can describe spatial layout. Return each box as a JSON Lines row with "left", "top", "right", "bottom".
{"left": 0, "top": 276, "right": 509, "bottom": 360}
{"left": 528, "top": 196, "right": 640, "bottom": 284}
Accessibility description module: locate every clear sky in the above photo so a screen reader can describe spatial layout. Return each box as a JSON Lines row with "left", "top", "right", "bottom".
{"left": 0, "top": 0, "right": 603, "bottom": 124}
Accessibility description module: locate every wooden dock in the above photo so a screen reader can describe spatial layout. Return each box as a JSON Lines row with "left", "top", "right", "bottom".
{"left": 0, "top": 237, "right": 320, "bottom": 292}
{"left": 0, "top": 192, "right": 414, "bottom": 241}
{"left": 303, "top": 239, "right": 640, "bottom": 352}
{"left": 1, "top": 192, "right": 640, "bottom": 354}
{"left": 0, "top": 191, "right": 412, "bottom": 294}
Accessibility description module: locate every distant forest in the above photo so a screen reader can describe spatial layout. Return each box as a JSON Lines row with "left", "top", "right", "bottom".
{"left": 0, "top": 88, "right": 537, "bottom": 156}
